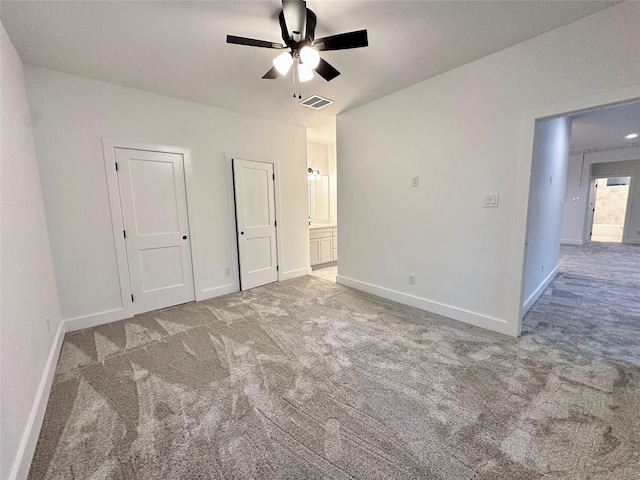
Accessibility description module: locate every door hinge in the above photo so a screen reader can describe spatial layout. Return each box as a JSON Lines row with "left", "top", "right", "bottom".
{"left": 272, "top": 173, "right": 275, "bottom": 181}
{"left": 123, "top": 230, "right": 126, "bottom": 239}
{"left": 115, "top": 162, "right": 119, "bottom": 171}
{"left": 276, "top": 265, "right": 279, "bottom": 272}
{"left": 274, "top": 220, "right": 277, "bottom": 227}
{"left": 131, "top": 294, "right": 134, "bottom": 302}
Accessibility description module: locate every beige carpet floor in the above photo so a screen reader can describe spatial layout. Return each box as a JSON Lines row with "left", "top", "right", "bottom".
{"left": 28, "top": 243, "right": 639, "bottom": 479}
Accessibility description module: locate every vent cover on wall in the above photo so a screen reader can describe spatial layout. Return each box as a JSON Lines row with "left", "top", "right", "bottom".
{"left": 300, "top": 95, "right": 333, "bottom": 110}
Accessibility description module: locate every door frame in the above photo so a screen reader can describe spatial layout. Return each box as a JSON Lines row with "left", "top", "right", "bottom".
{"left": 512, "top": 85, "right": 640, "bottom": 337}
{"left": 102, "top": 138, "right": 198, "bottom": 319}
{"left": 225, "top": 153, "right": 284, "bottom": 288}
{"left": 584, "top": 176, "right": 598, "bottom": 242}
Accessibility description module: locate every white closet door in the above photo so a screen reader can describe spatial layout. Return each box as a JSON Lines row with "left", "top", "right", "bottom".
{"left": 116, "top": 148, "right": 194, "bottom": 314}
{"left": 233, "top": 159, "right": 278, "bottom": 290}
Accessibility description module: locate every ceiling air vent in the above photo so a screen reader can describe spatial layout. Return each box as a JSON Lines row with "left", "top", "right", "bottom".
{"left": 300, "top": 95, "right": 333, "bottom": 110}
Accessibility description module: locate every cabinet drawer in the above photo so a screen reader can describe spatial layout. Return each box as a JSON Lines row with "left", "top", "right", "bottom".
{"left": 310, "top": 228, "right": 333, "bottom": 239}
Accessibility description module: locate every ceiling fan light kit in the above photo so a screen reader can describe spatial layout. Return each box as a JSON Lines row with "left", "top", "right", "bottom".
{"left": 227, "top": 0, "right": 368, "bottom": 92}
{"left": 273, "top": 51, "right": 294, "bottom": 75}
{"left": 299, "top": 46, "right": 320, "bottom": 69}
{"left": 298, "top": 62, "right": 315, "bottom": 82}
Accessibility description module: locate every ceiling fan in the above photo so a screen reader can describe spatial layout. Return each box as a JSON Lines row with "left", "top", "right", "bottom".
{"left": 226, "top": 0, "right": 368, "bottom": 84}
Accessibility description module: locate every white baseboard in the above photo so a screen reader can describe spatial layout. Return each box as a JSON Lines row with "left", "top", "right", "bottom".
{"left": 65, "top": 308, "right": 128, "bottom": 332}
{"left": 280, "top": 267, "right": 312, "bottom": 281}
{"left": 522, "top": 265, "right": 559, "bottom": 315}
{"left": 65, "top": 274, "right": 308, "bottom": 333}
{"left": 11, "top": 320, "right": 66, "bottom": 480}
{"left": 67, "top": 284, "right": 242, "bottom": 331}
{"left": 336, "top": 275, "right": 513, "bottom": 336}
{"left": 197, "top": 283, "right": 237, "bottom": 301}
{"left": 560, "top": 238, "right": 584, "bottom": 245}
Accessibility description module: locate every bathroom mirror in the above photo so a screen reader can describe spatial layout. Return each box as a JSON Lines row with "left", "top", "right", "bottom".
{"left": 309, "top": 175, "right": 330, "bottom": 222}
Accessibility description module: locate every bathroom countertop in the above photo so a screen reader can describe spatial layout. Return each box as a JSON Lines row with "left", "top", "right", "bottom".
{"left": 309, "top": 223, "right": 337, "bottom": 230}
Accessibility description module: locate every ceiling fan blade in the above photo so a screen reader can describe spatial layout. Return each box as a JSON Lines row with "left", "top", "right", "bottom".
{"left": 315, "top": 30, "right": 368, "bottom": 51}
{"left": 262, "top": 66, "right": 280, "bottom": 80}
{"left": 226, "top": 35, "right": 285, "bottom": 49}
{"left": 282, "top": 0, "right": 306, "bottom": 42}
{"left": 314, "top": 57, "right": 340, "bottom": 82}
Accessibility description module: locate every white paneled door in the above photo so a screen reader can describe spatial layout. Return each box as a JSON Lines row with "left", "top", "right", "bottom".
{"left": 232, "top": 159, "right": 278, "bottom": 290}
{"left": 116, "top": 148, "right": 195, "bottom": 314}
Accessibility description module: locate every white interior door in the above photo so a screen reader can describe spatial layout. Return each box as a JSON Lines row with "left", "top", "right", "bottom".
{"left": 585, "top": 177, "right": 597, "bottom": 242}
{"left": 116, "top": 148, "right": 195, "bottom": 314}
{"left": 233, "top": 158, "right": 278, "bottom": 290}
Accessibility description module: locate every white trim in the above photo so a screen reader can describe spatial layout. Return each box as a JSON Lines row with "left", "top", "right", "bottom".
{"left": 224, "top": 156, "right": 241, "bottom": 293}
{"left": 198, "top": 283, "right": 237, "bottom": 301}
{"left": 101, "top": 138, "right": 198, "bottom": 319}
{"left": 280, "top": 267, "right": 312, "bottom": 281}
{"left": 560, "top": 239, "right": 585, "bottom": 245}
{"left": 336, "top": 275, "right": 513, "bottom": 337}
{"left": 10, "top": 321, "right": 66, "bottom": 480}
{"left": 64, "top": 308, "right": 129, "bottom": 333}
{"left": 521, "top": 265, "right": 559, "bottom": 315}
{"left": 273, "top": 160, "right": 285, "bottom": 282}
{"left": 511, "top": 85, "right": 640, "bottom": 337}
{"left": 101, "top": 139, "right": 131, "bottom": 319}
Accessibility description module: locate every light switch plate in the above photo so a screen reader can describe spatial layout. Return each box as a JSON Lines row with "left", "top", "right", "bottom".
{"left": 483, "top": 194, "right": 499, "bottom": 208}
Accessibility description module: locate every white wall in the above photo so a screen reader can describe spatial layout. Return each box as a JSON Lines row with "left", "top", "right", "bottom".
{"left": 562, "top": 147, "right": 640, "bottom": 244}
{"left": 1, "top": 24, "right": 63, "bottom": 480}
{"left": 522, "top": 117, "right": 571, "bottom": 313}
{"left": 336, "top": 2, "right": 640, "bottom": 336}
{"left": 23, "top": 66, "right": 308, "bottom": 325}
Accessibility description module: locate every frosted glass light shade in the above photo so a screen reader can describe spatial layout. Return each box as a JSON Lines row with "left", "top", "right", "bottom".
{"left": 273, "top": 52, "right": 293, "bottom": 75}
{"left": 300, "top": 46, "right": 320, "bottom": 69}
{"left": 298, "top": 63, "right": 315, "bottom": 82}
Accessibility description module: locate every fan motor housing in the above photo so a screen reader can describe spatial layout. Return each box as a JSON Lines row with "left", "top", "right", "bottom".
{"left": 279, "top": 9, "right": 317, "bottom": 50}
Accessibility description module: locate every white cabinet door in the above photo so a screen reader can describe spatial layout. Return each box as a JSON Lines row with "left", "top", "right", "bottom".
{"left": 116, "top": 148, "right": 195, "bottom": 314}
{"left": 320, "top": 237, "right": 333, "bottom": 263}
{"left": 332, "top": 234, "right": 338, "bottom": 261}
{"left": 233, "top": 159, "right": 278, "bottom": 290}
{"left": 310, "top": 238, "right": 321, "bottom": 266}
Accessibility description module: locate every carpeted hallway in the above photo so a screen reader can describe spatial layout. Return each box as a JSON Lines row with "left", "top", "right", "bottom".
{"left": 29, "top": 243, "right": 639, "bottom": 479}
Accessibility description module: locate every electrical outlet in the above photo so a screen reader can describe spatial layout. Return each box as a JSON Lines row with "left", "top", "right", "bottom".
{"left": 411, "top": 176, "right": 419, "bottom": 188}
{"left": 224, "top": 266, "right": 232, "bottom": 276}
{"left": 408, "top": 274, "right": 416, "bottom": 285}
{"left": 45, "top": 317, "right": 51, "bottom": 333}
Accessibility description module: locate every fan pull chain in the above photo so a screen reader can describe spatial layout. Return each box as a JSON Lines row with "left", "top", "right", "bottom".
{"left": 292, "top": 60, "right": 302, "bottom": 100}
{"left": 292, "top": 59, "right": 298, "bottom": 98}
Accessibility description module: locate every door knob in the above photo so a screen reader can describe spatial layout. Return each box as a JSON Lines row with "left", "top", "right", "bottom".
{"left": 240, "top": 231, "right": 245, "bottom": 235}
{"left": 183, "top": 235, "right": 187, "bottom": 240}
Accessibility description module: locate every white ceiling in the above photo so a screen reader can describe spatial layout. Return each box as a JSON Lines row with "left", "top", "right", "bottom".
{"left": 570, "top": 100, "right": 640, "bottom": 153}
{"left": 1, "top": 1, "right": 620, "bottom": 128}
